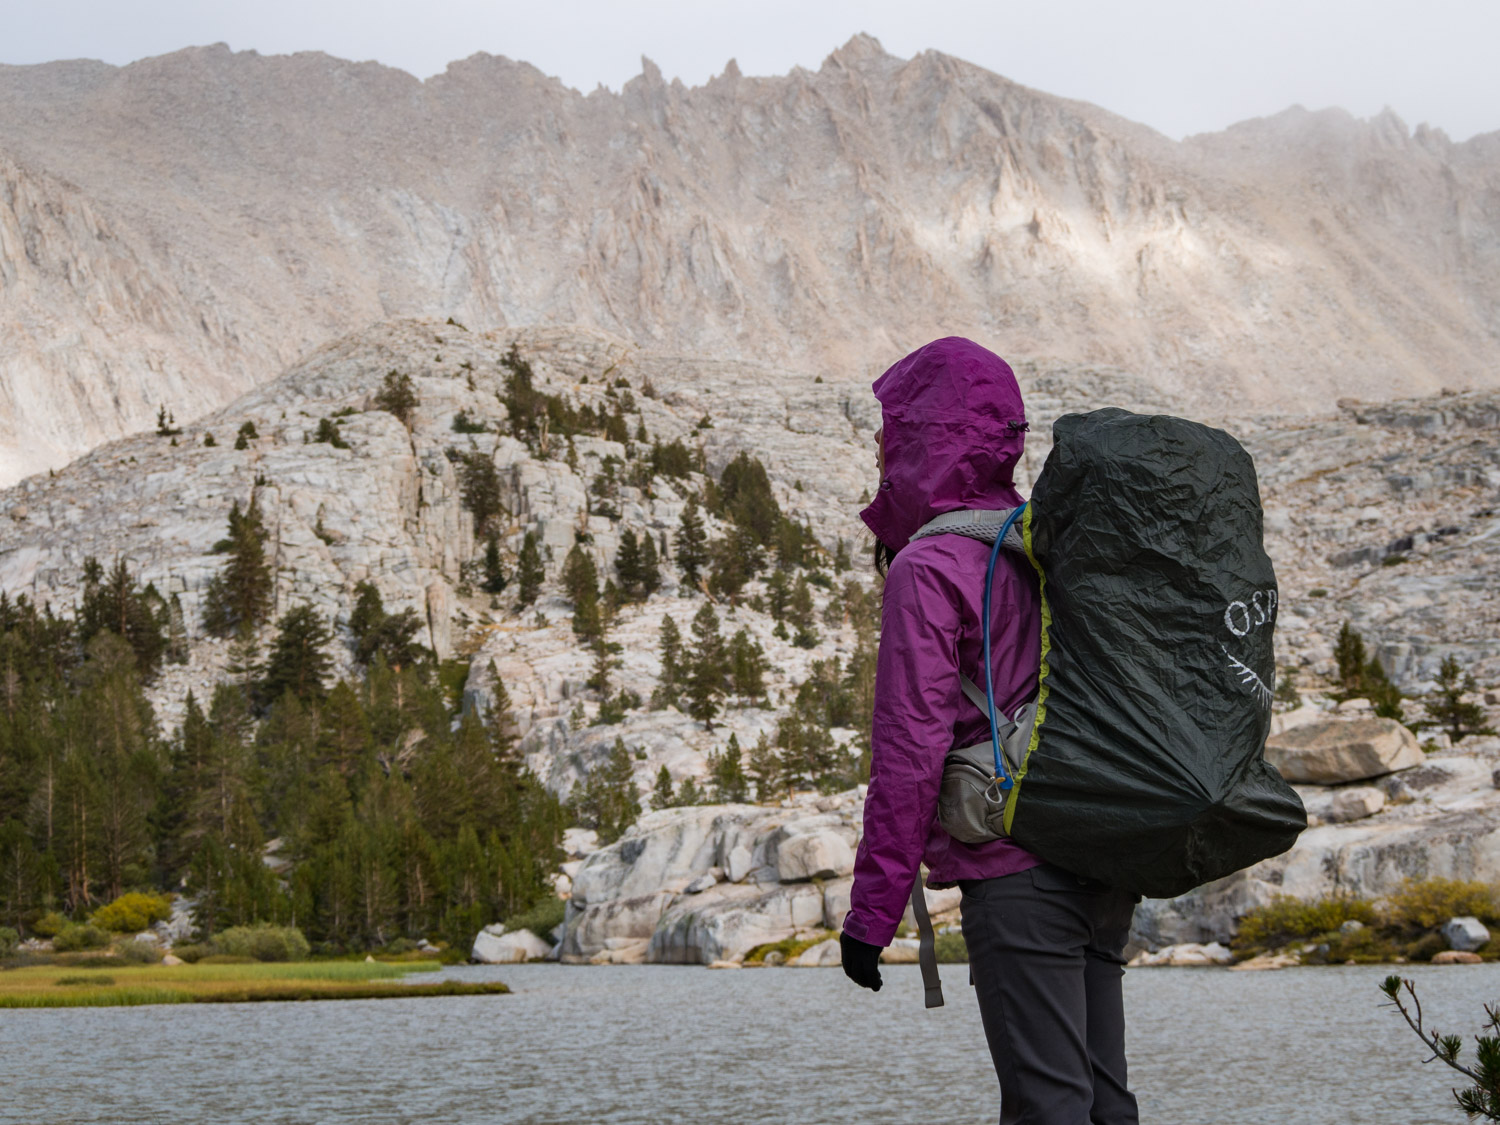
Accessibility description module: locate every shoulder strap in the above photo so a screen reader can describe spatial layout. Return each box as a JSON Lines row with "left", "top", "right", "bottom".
{"left": 911, "top": 507, "right": 1027, "bottom": 551}
{"left": 958, "top": 673, "right": 990, "bottom": 716}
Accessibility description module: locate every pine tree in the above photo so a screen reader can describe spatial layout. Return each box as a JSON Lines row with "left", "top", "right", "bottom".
{"left": 374, "top": 370, "right": 418, "bottom": 428}
{"left": 482, "top": 532, "right": 507, "bottom": 594}
{"left": 258, "top": 605, "right": 334, "bottom": 707}
{"left": 459, "top": 452, "right": 503, "bottom": 532}
{"left": 684, "top": 601, "right": 726, "bottom": 729}
{"left": 727, "top": 628, "right": 767, "bottom": 702}
{"left": 788, "top": 575, "right": 819, "bottom": 648}
{"left": 708, "top": 733, "right": 749, "bottom": 802}
{"left": 562, "top": 545, "right": 602, "bottom": 640}
{"left": 203, "top": 497, "right": 274, "bottom": 638}
{"left": 516, "top": 532, "right": 544, "bottom": 607}
{"left": 652, "top": 764, "right": 676, "bottom": 810}
{"left": 747, "top": 731, "right": 781, "bottom": 803}
{"left": 676, "top": 777, "right": 704, "bottom": 806}
{"left": 570, "top": 737, "right": 641, "bottom": 844}
{"left": 78, "top": 557, "right": 168, "bottom": 678}
{"left": 676, "top": 494, "right": 709, "bottom": 585}
{"left": 639, "top": 533, "right": 661, "bottom": 596}
{"left": 1334, "top": 622, "right": 1368, "bottom": 698}
{"left": 1427, "top": 655, "right": 1496, "bottom": 742}
{"left": 616, "top": 529, "right": 644, "bottom": 599}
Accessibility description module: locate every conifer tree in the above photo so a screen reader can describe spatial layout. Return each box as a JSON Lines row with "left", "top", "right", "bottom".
{"left": 747, "top": 731, "right": 781, "bottom": 803}
{"left": 708, "top": 733, "right": 749, "bottom": 802}
{"left": 258, "top": 605, "right": 334, "bottom": 707}
{"left": 570, "top": 737, "right": 641, "bottom": 843}
{"left": 684, "top": 601, "right": 726, "bottom": 729}
{"left": 616, "top": 529, "right": 644, "bottom": 599}
{"left": 562, "top": 544, "right": 602, "bottom": 640}
{"left": 676, "top": 494, "right": 709, "bottom": 585}
{"left": 482, "top": 532, "right": 507, "bottom": 594}
{"left": 203, "top": 497, "right": 274, "bottom": 638}
{"left": 459, "top": 452, "right": 503, "bottom": 532}
{"left": 728, "top": 628, "right": 767, "bottom": 702}
{"left": 639, "top": 532, "right": 661, "bottom": 596}
{"left": 374, "top": 370, "right": 418, "bottom": 428}
{"left": 788, "top": 575, "right": 819, "bottom": 648}
{"left": 515, "top": 532, "right": 544, "bottom": 607}
{"left": 78, "top": 557, "right": 169, "bottom": 678}
{"left": 676, "top": 777, "right": 704, "bottom": 806}
{"left": 1427, "top": 655, "right": 1496, "bottom": 742}
{"left": 652, "top": 764, "right": 676, "bottom": 810}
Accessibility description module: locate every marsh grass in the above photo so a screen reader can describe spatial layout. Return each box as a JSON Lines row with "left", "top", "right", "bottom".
{"left": 0, "top": 960, "right": 507, "bottom": 1008}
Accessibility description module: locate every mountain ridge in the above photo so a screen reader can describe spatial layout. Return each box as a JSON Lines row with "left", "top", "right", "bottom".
{"left": 1, "top": 36, "right": 1497, "bottom": 482}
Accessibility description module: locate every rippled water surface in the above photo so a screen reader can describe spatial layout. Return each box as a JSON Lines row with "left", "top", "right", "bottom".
{"left": 4, "top": 962, "right": 1497, "bottom": 1124}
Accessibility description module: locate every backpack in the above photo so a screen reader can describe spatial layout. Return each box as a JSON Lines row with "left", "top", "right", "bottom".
{"left": 907, "top": 408, "right": 1306, "bottom": 1007}
{"left": 920, "top": 408, "right": 1306, "bottom": 893}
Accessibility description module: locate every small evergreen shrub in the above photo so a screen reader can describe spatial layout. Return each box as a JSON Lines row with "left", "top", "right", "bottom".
{"left": 506, "top": 896, "right": 566, "bottom": 940}
{"left": 32, "top": 912, "right": 66, "bottom": 938}
{"left": 207, "top": 924, "right": 311, "bottom": 962}
{"left": 934, "top": 930, "right": 969, "bottom": 963}
{"left": 0, "top": 925, "right": 18, "bottom": 957}
{"left": 91, "top": 891, "right": 172, "bottom": 933}
{"left": 1234, "top": 895, "right": 1377, "bottom": 951}
{"left": 1383, "top": 878, "right": 1500, "bottom": 932}
{"left": 52, "top": 923, "right": 111, "bottom": 952}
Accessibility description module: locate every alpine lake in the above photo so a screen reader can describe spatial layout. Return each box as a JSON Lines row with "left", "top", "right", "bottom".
{"left": 2, "top": 961, "right": 1496, "bottom": 1124}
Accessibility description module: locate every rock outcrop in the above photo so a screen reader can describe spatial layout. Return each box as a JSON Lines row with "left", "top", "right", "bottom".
{"left": 1265, "top": 718, "right": 1425, "bottom": 783}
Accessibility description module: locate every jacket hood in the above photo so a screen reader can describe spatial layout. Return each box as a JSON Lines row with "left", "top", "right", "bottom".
{"left": 860, "top": 337, "right": 1027, "bottom": 552}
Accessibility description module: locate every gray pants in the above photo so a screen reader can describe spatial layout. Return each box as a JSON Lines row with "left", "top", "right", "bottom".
{"left": 960, "top": 865, "right": 1140, "bottom": 1125}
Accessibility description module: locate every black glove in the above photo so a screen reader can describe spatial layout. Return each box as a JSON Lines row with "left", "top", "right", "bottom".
{"left": 840, "top": 932, "right": 883, "bottom": 992}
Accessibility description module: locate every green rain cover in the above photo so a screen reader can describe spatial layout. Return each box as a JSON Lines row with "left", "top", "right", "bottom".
{"left": 1005, "top": 409, "right": 1306, "bottom": 898}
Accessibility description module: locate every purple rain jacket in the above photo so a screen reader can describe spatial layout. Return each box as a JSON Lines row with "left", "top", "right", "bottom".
{"left": 842, "top": 337, "right": 1043, "bottom": 948}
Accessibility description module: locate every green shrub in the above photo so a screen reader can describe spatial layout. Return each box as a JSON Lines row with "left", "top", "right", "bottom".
{"left": 1402, "top": 932, "right": 1448, "bottom": 963}
{"left": 1234, "top": 895, "right": 1377, "bottom": 951}
{"left": 32, "top": 912, "right": 66, "bottom": 938}
{"left": 52, "top": 924, "right": 111, "bottom": 952}
{"left": 91, "top": 892, "right": 172, "bottom": 933}
{"left": 208, "top": 924, "right": 310, "bottom": 962}
{"left": 505, "top": 896, "right": 566, "bottom": 941}
{"left": 1383, "top": 878, "right": 1500, "bottom": 932}
{"left": 934, "top": 930, "right": 969, "bottom": 963}
{"left": 171, "top": 943, "right": 207, "bottom": 963}
{"left": 0, "top": 925, "right": 18, "bottom": 957}
{"left": 114, "top": 940, "right": 162, "bottom": 964}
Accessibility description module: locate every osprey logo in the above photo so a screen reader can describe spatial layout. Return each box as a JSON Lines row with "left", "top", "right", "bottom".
{"left": 1221, "top": 588, "right": 1277, "bottom": 709}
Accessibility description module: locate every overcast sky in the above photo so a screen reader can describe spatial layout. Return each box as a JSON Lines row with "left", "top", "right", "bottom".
{"left": 3, "top": 0, "right": 1497, "bottom": 141}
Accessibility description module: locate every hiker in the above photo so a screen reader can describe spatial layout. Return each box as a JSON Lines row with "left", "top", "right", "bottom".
{"left": 840, "top": 337, "right": 1140, "bottom": 1125}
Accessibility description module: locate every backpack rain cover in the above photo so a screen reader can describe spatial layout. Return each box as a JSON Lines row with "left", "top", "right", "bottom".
{"left": 1005, "top": 409, "right": 1306, "bottom": 898}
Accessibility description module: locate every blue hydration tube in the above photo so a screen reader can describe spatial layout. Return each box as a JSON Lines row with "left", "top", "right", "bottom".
{"left": 982, "top": 503, "right": 1029, "bottom": 789}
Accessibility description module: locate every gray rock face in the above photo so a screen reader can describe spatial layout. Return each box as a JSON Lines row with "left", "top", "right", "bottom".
{"left": 4, "top": 42, "right": 1497, "bottom": 481}
{"left": 1441, "top": 916, "right": 1491, "bottom": 953}
{"left": 1265, "top": 718, "right": 1424, "bottom": 783}
{"left": 562, "top": 798, "right": 863, "bottom": 964}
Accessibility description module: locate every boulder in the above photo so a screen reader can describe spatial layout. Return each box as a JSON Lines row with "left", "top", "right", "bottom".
{"left": 1228, "top": 952, "right": 1300, "bottom": 971}
{"left": 684, "top": 873, "right": 718, "bottom": 894}
{"left": 1265, "top": 718, "right": 1423, "bottom": 784}
{"left": 160, "top": 953, "right": 184, "bottom": 966}
{"left": 880, "top": 939, "right": 920, "bottom": 964}
{"left": 776, "top": 830, "right": 855, "bottom": 881}
{"left": 790, "top": 938, "right": 842, "bottom": 967}
{"left": 1128, "top": 942, "right": 1234, "bottom": 967}
{"left": 472, "top": 924, "right": 552, "bottom": 964}
{"left": 724, "top": 844, "right": 754, "bottom": 883}
{"left": 588, "top": 940, "right": 650, "bottom": 965}
{"left": 1442, "top": 916, "right": 1491, "bottom": 952}
{"left": 901, "top": 886, "right": 962, "bottom": 929}
{"left": 1328, "top": 787, "right": 1386, "bottom": 823}
{"left": 1431, "top": 950, "right": 1483, "bottom": 965}
{"left": 823, "top": 876, "right": 855, "bottom": 931}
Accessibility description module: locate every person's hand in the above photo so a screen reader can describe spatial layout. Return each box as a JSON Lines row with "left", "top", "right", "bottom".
{"left": 840, "top": 932, "right": 883, "bottom": 991}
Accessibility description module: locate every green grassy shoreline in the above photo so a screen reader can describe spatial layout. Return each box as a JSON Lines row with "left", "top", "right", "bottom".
{"left": 0, "top": 961, "right": 508, "bottom": 1008}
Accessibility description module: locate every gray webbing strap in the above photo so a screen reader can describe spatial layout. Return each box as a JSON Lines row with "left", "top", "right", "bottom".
{"left": 910, "top": 507, "right": 1026, "bottom": 551}
{"left": 959, "top": 673, "right": 988, "bottom": 716}
{"left": 911, "top": 880, "right": 944, "bottom": 1009}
